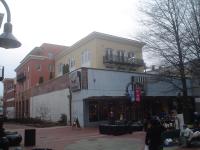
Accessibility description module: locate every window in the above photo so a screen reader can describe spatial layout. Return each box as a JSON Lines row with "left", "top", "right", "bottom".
{"left": 27, "top": 79, "right": 29, "bottom": 89}
{"left": 7, "top": 83, "right": 14, "bottom": 90}
{"left": 38, "top": 76, "right": 44, "bottom": 84}
{"left": 81, "top": 49, "right": 91, "bottom": 67}
{"left": 128, "top": 51, "right": 135, "bottom": 63}
{"left": 48, "top": 52, "right": 54, "bottom": 59}
{"left": 58, "top": 63, "right": 63, "bottom": 73}
{"left": 68, "top": 56, "right": 76, "bottom": 70}
{"left": 49, "top": 72, "right": 53, "bottom": 79}
{"left": 105, "top": 48, "right": 113, "bottom": 58}
{"left": 27, "top": 66, "right": 29, "bottom": 72}
{"left": 48, "top": 64, "right": 53, "bottom": 72}
{"left": 117, "top": 50, "right": 124, "bottom": 62}
{"left": 88, "top": 101, "right": 109, "bottom": 122}
{"left": 35, "top": 64, "right": 41, "bottom": 71}
{"left": 128, "top": 51, "right": 134, "bottom": 59}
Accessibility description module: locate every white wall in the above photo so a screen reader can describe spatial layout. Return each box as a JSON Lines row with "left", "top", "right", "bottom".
{"left": 71, "top": 91, "right": 85, "bottom": 127}
{"left": 87, "top": 69, "right": 192, "bottom": 96}
{"left": 30, "top": 89, "right": 70, "bottom": 122}
{"left": 6, "top": 107, "right": 15, "bottom": 119}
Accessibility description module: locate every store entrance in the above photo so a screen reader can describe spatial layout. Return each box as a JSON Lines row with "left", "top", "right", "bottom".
{"left": 85, "top": 96, "right": 143, "bottom": 124}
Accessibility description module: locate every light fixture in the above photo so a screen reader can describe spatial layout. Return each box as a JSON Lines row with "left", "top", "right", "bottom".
{"left": 0, "top": 0, "right": 21, "bottom": 49}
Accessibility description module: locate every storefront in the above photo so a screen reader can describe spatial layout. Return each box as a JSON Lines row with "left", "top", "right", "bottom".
{"left": 84, "top": 96, "right": 143, "bottom": 126}
{"left": 83, "top": 95, "right": 195, "bottom": 126}
{"left": 69, "top": 68, "right": 195, "bottom": 127}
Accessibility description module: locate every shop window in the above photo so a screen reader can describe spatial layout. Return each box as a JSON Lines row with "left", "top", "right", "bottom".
{"left": 89, "top": 102, "right": 98, "bottom": 122}
{"left": 88, "top": 101, "right": 109, "bottom": 122}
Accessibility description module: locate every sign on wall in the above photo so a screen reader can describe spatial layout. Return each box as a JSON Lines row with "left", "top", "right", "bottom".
{"left": 126, "top": 76, "right": 146, "bottom": 102}
{"left": 69, "top": 71, "right": 81, "bottom": 92}
{"left": 135, "top": 86, "right": 141, "bottom": 102}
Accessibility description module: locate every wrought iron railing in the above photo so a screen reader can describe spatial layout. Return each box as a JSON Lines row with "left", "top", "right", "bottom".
{"left": 103, "top": 55, "right": 144, "bottom": 67}
{"left": 17, "top": 72, "right": 26, "bottom": 82}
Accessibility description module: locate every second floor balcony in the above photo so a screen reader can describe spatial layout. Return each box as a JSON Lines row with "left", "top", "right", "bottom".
{"left": 103, "top": 55, "right": 144, "bottom": 67}
{"left": 17, "top": 72, "right": 26, "bottom": 82}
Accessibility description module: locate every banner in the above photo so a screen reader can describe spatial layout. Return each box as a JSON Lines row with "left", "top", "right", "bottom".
{"left": 135, "top": 87, "right": 141, "bottom": 102}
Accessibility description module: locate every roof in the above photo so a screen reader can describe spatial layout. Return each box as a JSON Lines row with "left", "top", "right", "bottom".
{"left": 15, "top": 43, "right": 68, "bottom": 71}
{"left": 55, "top": 31, "right": 145, "bottom": 59}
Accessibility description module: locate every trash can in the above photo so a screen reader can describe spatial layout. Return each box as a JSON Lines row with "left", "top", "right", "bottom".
{"left": 24, "top": 129, "right": 36, "bottom": 146}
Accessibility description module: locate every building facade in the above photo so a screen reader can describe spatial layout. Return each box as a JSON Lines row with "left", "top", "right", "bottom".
{"left": 15, "top": 43, "right": 67, "bottom": 118}
{"left": 28, "top": 67, "right": 194, "bottom": 127}
{"left": 55, "top": 32, "right": 145, "bottom": 77}
{"left": 3, "top": 78, "right": 16, "bottom": 119}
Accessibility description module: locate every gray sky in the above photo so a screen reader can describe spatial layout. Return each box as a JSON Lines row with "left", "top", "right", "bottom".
{"left": 0, "top": 0, "right": 144, "bottom": 95}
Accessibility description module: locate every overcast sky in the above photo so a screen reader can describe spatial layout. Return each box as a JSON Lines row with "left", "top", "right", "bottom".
{"left": 0, "top": 0, "right": 144, "bottom": 95}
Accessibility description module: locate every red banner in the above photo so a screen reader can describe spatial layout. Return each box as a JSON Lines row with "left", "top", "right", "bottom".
{"left": 135, "top": 87, "right": 141, "bottom": 102}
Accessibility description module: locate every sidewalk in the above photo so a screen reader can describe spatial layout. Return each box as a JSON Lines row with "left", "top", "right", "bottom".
{"left": 4, "top": 123, "right": 199, "bottom": 150}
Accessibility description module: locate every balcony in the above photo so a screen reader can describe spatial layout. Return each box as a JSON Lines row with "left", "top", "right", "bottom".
{"left": 103, "top": 55, "right": 144, "bottom": 67}
{"left": 17, "top": 72, "right": 26, "bottom": 82}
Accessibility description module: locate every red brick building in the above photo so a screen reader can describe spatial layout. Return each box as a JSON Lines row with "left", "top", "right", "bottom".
{"left": 15, "top": 43, "right": 67, "bottom": 118}
{"left": 3, "top": 78, "right": 16, "bottom": 118}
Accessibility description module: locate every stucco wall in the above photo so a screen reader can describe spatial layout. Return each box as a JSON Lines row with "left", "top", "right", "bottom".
{"left": 86, "top": 69, "right": 192, "bottom": 97}
{"left": 30, "top": 89, "right": 70, "bottom": 122}
{"left": 6, "top": 107, "right": 15, "bottom": 119}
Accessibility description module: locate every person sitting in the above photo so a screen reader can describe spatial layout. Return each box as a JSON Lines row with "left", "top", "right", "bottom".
{"left": 180, "top": 124, "right": 200, "bottom": 146}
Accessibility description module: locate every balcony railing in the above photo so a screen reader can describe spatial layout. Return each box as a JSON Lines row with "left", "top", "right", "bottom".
{"left": 103, "top": 55, "right": 144, "bottom": 67}
{"left": 17, "top": 72, "right": 26, "bottom": 82}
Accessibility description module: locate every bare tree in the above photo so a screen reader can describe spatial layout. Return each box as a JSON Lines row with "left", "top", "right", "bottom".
{"left": 183, "top": 0, "right": 200, "bottom": 77}
{"left": 139, "top": 0, "right": 189, "bottom": 96}
{"left": 37, "top": 104, "right": 50, "bottom": 120}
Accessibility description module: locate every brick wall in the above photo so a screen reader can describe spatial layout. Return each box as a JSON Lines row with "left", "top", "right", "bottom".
{"left": 31, "top": 74, "right": 69, "bottom": 97}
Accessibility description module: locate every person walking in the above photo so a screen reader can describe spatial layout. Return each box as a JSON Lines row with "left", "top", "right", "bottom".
{"left": 109, "top": 108, "right": 115, "bottom": 125}
{"left": 145, "top": 118, "right": 165, "bottom": 150}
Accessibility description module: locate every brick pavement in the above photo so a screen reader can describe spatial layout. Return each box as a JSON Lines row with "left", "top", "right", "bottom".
{"left": 3, "top": 123, "right": 200, "bottom": 150}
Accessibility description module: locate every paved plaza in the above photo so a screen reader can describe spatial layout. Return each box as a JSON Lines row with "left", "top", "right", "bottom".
{"left": 3, "top": 123, "right": 200, "bottom": 150}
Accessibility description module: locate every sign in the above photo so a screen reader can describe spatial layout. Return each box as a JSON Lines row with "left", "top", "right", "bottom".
{"left": 127, "top": 83, "right": 135, "bottom": 102}
{"left": 69, "top": 71, "right": 81, "bottom": 92}
{"left": 135, "top": 87, "right": 141, "bottom": 102}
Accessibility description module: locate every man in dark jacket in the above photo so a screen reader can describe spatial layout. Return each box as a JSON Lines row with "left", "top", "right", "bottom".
{"left": 145, "top": 118, "right": 165, "bottom": 150}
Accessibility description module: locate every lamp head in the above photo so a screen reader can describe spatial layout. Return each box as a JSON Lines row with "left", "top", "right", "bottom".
{"left": 0, "top": 22, "right": 21, "bottom": 49}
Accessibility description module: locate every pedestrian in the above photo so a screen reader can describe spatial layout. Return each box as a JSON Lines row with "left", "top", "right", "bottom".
{"left": 145, "top": 118, "right": 165, "bottom": 150}
{"left": 109, "top": 108, "right": 115, "bottom": 125}
{"left": 144, "top": 112, "right": 151, "bottom": 132}
{"left": 193, "top": 112, "right": 200, "bottom": 129}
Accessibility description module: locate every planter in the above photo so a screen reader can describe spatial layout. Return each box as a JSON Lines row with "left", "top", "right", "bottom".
{"left": 99, "top": 122, "right": 143, "bottom": 135}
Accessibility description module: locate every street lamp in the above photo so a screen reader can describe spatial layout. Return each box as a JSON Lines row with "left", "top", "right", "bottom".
{"left": 0, "top": 0, "right": 21, "bottom": 49}
{"left": 0, "top": 0, "right": 21, "bottom": 149}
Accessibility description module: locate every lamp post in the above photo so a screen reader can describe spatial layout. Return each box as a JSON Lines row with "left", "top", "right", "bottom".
{"left": 0, "top": 0, "right": 21, "bottom": 49}
{"left": 0, "top": 0, "right": 21, "bottom": 149}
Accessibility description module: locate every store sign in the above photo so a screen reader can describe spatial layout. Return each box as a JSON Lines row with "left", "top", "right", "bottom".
{"left": 69, "top": 71, "right": 81, "bottom": 92}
